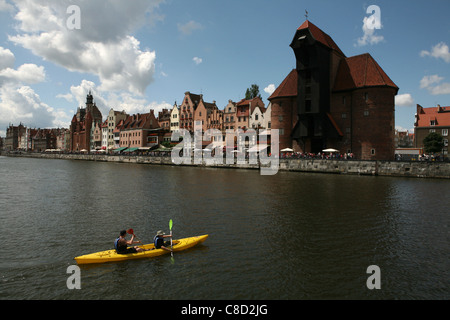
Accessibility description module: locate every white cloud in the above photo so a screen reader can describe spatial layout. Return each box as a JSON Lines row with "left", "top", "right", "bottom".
{"left": 8, "top": 0, "right": 163, "bottom": 96}
{"left": 0, "top": 84, "right": 57, "bottom": 130}
{"left": 395, "top": 93, "right": 414, "bottom": 107}
{"left": 193, "top": 57, "right": 203, "bottom": 65}
{"left": 68, "top": 80, "right": 108, "bottom": 113}
{"left": 0, "top": 64, "right": 46, "bottom": 85}
{"left": 107, "top": 92, "right": 172, "bottom": 116}
{"left": 356, "top": 16, "right": 384, "bottom": 46}
{"left": 264, "top": 84, "right": 276, "bottom": 95}
{"left": 428, "top": 83, "right": 450, "bottom": 95}
{"left": 178, "top": 20, "right": 203, "bottom": 35}
{"left": 0, "top": 47, "right": 15, "bottom": 70}
{"left": 0, "top": 0, "right": 14, "bottom": 11}
{"left": 420, "top": 75, "right": 443, "bottom": 89}
{"left": 0, "top": 46, "right": 59, "bottom": 133}
{"left": 420, "top": 75, "right": 450, "bottom": 95}
{"left": 395, "top": 125, "right": 413, "bottom": 133}
{"left": 420, "top": 42, "right": 450, "bottom": 63}
{"left": 56, "top": 93, "right": 73, "bottom": 102}
{"left": 66, "top": 79, "right": 173, "bottom": 120}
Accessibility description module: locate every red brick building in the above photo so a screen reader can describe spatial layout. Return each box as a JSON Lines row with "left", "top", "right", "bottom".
{"left": 268, "top": 69, "right": 299, "bottom": 152}
{"left": 270, "top": 20, "right": 398, "bottom": 160}
{"left": 158, "top": 109, "right": 171, "bottom": 131}
{"left": 118, "top": 110, "right": 161, "bottom": 149}
{"left": 70, "top": 92, "right": 103, "bottom": 152}
{"left": 415, "top": 104, "right": 450, "bottom": 156}
{"left": 32, "top": 128, "right": 57, "bottom": 152}
{"left": 179, "top": 91, "right": 201, "bottom": 132}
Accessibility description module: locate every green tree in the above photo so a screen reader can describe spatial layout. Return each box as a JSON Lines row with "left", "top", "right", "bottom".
{"left": 423, "top": 132, "right": 444, "bottom": 154}
{"left": 245, "top": 84, "right": 262, "bottom": 100}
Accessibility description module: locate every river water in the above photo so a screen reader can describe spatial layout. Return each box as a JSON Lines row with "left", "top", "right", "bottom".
{"left": 0, "top": 156, "right": 448, "bottom": 300}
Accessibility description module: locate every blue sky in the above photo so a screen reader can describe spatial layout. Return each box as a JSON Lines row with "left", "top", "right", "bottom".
{"left": 1, "top": 0, "right": 450, "bottom": 137}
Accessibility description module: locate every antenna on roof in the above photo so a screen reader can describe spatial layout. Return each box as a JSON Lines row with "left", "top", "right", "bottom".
{"left": 305, "top": 10, "right": 309, "bottom": 20}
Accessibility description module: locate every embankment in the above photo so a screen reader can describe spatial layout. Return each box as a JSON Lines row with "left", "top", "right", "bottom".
{"left": 3, "top": 152, "right": 450, "bottom": 179}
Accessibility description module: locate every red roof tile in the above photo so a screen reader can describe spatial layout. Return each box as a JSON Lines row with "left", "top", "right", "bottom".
{"left": 416, "top": 105, "right": 450, "bottom": 128}
{"left": 297, "top": 20, "right": 345, "bottom": 57}
{"left": 333, "top": 53, "right": 398, "bottom": 92}
{"left": 268, "top": 69, "right": 298, "bottom": 100}
{"left": 236, "top": 97, "right": 265, "bottom": 113}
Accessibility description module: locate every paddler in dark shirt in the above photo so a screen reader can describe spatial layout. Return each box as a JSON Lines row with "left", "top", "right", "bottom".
{"left": 114, "top": 230, "right": 149, "bottom": 254}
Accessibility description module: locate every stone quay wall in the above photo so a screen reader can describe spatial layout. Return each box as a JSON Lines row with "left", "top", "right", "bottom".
{"left": 3, "top": 152, "right": 450, "bottom": 179}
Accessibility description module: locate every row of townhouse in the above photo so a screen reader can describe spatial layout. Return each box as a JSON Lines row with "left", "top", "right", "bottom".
{"left": 169, "top": 92, "right": 271, "bottom": 133}
{"left": 3, "top": 123, "right": 70, "bottom": 152}
{"left": 68, "top": 90, "right": 273, "bottom": 153}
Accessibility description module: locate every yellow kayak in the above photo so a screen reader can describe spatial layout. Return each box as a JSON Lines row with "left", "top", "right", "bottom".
{"left": 75, "top": 235, "right": 208, "bottom": 265}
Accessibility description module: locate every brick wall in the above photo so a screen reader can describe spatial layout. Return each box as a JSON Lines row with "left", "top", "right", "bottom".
{"left": 270, "top": 97, "right": 297, "bottom": 151}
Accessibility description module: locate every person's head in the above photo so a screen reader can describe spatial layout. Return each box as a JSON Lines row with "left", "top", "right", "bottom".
{"left": 120, "top": 230, "right": 127, "bottom": 237}
{"left": 156, "top": 230, "right": 165, "bottom": 237}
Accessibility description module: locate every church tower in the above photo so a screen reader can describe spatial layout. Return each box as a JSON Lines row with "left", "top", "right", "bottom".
{"left": 86, "top": 90, "right": 94, "bottom": 107}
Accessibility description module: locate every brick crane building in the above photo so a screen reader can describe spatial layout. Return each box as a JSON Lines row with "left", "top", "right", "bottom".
{"left": 270, "top": 20, "right": 399, "bottom": 160}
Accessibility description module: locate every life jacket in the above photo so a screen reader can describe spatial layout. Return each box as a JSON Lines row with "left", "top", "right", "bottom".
{"left": 114, "top": 237, "right": 120, "bottom": 250}
{"left": 154, "top": 235, "right": 164, "bottom": 249}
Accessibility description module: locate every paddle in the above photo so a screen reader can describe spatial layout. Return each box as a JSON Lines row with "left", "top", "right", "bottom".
{"left": 169, "top": 219, "right": 174, "bottom": 263}
{"left": 127, "top": 228, "right": 142, "bottom": 245}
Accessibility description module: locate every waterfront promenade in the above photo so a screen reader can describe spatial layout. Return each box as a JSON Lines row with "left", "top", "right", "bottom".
{"left": 3, "top": 151, "right": 450, "bottom": 179}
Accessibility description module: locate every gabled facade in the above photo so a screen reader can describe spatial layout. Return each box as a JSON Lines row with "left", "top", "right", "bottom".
{"left": 250, "top": 102, "right": 266, "bottom": 130}
{"left": 179, "top": 91, "right": 202, "bottom": 132}
{"left": 106, "top": 109, "right": 128, "bottom": 149}
{"left": 235, "top": 97, "right": 265, "bottom": 130}
{"left": 170, "top": 102, "right": 180, "bottom": 133}
{"left": 101, "top": 120, "right": 108, "bottom": 150}
{"left": 207, "top": 106, "right": 223, "bottom": 131}
{"left": 223, "top": 100, "right": 237, "bottom": 131}
{"left": 5, "top": 123, "right": 26, "bottom": 151}
{"left": 158, "top": 108, "right": 171, "bottom": 131}
{"left": 195, "top": 98, "right": 220, "bottom": 132}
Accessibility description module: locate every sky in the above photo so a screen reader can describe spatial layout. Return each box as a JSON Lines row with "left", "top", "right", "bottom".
{"left": 1, "top": 0, "right": 450, "bottom": 137}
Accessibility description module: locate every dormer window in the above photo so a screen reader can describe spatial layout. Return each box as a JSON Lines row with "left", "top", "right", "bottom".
{"left": 430, "top": 120, "right": 436, "bottom": 126}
